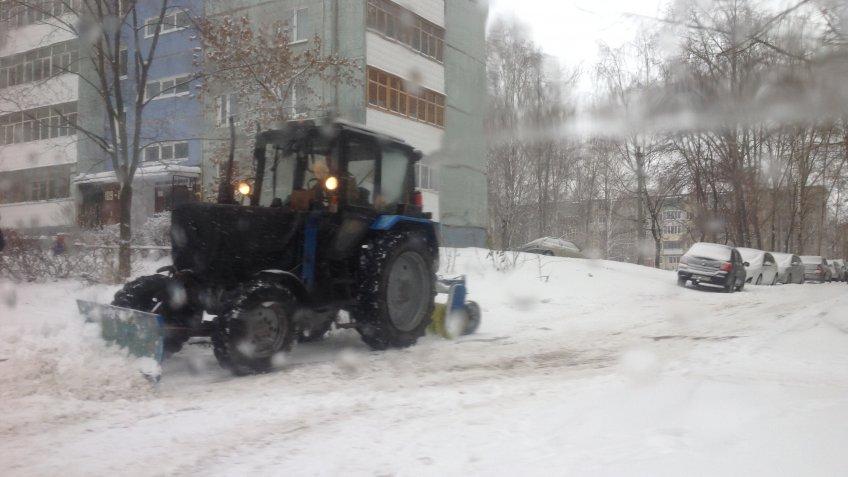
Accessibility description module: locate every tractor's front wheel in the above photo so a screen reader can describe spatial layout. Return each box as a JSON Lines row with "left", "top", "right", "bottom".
{"left": 213, "top": 282, "right": 295, "bottom": 375}
{"left": 355, "top": 232, "right": 435, "bottom": 350}
{"left": 112, "top": 274, "right": 191, "bottom": 355}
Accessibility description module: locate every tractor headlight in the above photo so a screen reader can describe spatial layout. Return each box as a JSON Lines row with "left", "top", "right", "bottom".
{"left": 324, "top": 176, "right": 339, "bottom": 191}
{"left": 237, "top": 182, "right": 251, "bottom": 196}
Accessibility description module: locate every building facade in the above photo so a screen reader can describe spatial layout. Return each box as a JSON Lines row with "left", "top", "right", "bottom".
{"left": 0, "top": 2, "right": 79, "bottom": 234}
{"left": 74, "top": 0, "right": 203, "bottom": 230}
{"left": 2, "top": 1, "right": 488, "bottom": 248}
{"left": 202, "top": 0, "right": 488, "bottom": 246}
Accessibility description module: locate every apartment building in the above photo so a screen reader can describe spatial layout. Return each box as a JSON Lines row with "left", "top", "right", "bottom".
{"left": 202, "top": 0, "right": 488, "bottom": 246}
{"left": 74, "top": 0, "right": 203, "bottom": 229}
{"left": 659, "top": 203, "right": 691, "bottom": 271}
{"left": 0, "top": 1, "right": 79, "bottom": 234}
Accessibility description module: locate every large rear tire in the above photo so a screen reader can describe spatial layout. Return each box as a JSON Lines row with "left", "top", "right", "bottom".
{"left": 112, "top": 274, "right": 191, "bottom": 355}
{"left": 355, "top": 231, "right": 435, "bottom": 350}
{"left": 212, "top": 282, "right": 295, "bottom": 375}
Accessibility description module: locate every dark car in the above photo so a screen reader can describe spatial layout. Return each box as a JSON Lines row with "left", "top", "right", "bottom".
{"left": 676, "top": 242, "right": 748, "bottom": 293}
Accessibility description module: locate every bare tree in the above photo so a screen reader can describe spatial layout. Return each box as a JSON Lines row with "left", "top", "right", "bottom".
{"left": 6, "top": 0, "right": 194, "bottom": 278}
{"left": 195, "top": 15, "right": 358, "bottom": 199}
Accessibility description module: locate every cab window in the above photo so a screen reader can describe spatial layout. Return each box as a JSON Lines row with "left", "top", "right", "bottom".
{"left": 346, "top": 139, "right": 378, "bottom": 207}
{"left": 379, "top": 145, "right": 409, "bottom": 208}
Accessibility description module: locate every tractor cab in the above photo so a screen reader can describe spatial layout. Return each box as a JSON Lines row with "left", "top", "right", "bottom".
{"left": 249, "top": 121, "right": 426, "bottom": 219}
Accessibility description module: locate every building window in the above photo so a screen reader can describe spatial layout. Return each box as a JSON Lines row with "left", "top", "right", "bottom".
{"left": 366, "top": 0, "right": 444, "bottom": 62}
{"left": 662, "top": 209, "right": 686, "bottom": 221}
{"left": 0, "top": 102, "right": 77, "bottom": 145}
{"left": 663, "top": 225, "right": 682, "bottom": 235}
{"left": 285, "top": 8, "right": 310, "bottom": 43}
{"left": 0, "top": 0, "right": 78, "bottom": 28}
{"left": 283, "top": 81, "right": 308, "bottom": 118}
{"left": 415, "top": 163, "right": 438, "bottom": 190}
{"left": 0, "top": 40, "right": 79, "bottom": 89}
{"left": 144, "top": 141, "right": 189, "bottom": 162}
{"left": 216, "top": 93, "right": 239, "bottom": 126}
{"left": 367, "top": 67, "right": 445, "bottom": 127}
{"left": 666, "top": 256, "right": 680, "bottom": 265}
{"left": 145, "top": 74, "right": 192, "bottom": 100}
{"left": 663, "top": 240, "right": 683, "bottom": 250}
{"left": 144, "top": 8, "right": 191, "bottom": 38}
{"left": 118, "top": 48, "right": 128, "bottom": 78}
{"left": 0, "top": 164, "right": 71, "bottom": 204}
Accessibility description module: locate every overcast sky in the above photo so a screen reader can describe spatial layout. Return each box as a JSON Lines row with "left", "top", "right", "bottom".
{"left": 487, "top": 0, "right": 670, "bottom": 92}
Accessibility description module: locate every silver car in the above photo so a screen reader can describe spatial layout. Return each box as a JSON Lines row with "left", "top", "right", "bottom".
{"left": 800, "top": 256, "right": 831, "bottom": 283}
{"left": 833, "top": 259, "right": 847, "bottom": 282}
{"left": 771, "top": 252, "right": 805, "bottom": 284}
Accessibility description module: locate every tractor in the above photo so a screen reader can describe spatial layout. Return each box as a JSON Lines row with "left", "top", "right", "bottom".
{"left": 78, "top": 120, "right": 480, "bottom": 376}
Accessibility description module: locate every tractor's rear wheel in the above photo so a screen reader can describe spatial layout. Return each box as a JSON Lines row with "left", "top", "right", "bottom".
{"left": 112, "top": 274, "right": 190, "bottom": 355}
{"left": 213, "top": 282, "right": 295, "bottom": 375}
{"left": 355, "top": 232, "right": 435, "bottom": 350}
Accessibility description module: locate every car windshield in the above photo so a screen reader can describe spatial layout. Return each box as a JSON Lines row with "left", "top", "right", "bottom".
{"left": 684, "top": 243, "right": 731, "bottom": 261}
{"left": 771, "top": 253, "right": 793, "bottom": 267}
{"left": 737, "top": 248, "right": 762, "bottom": 263}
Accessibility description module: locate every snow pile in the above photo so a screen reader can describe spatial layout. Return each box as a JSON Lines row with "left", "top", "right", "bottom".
{"left": 0, "top": 281, "right": 152, "bottom": 401}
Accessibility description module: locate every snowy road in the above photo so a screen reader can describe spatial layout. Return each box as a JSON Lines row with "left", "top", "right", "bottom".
{"left": 2, "top": 250, "right": 848, "bottom": 476}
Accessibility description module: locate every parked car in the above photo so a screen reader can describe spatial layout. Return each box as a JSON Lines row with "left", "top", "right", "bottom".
{"left": 833, "top": 258, "right": 848, "bottom": 282}
{"left": 825, "top": 259, "right": 843, "bottom": 282}
{"left": 517, "top": 237, "right": 585, "bottom": 258}
{"left": 677, "top": 242, "right": 747, "bottom": 292}
{"left": 771, "top": 252, "right": 805, "bottom": 284}
{"left": 738, "top": 248, "right": 779, "bottom": 285}
{"left": 800, "top": 256, "right": 831, "bottom": 283}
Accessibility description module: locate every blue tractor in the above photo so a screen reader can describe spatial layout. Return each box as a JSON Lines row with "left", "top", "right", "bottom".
{"left": 80, "top": 121, "right": 479, "bottom": 376}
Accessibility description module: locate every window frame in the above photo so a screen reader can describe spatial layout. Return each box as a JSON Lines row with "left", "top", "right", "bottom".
{"left": 216, "top": 93, "right": 240, "bottom": 126}
{"left": 365, "top": 0, "right": 445, "bottom": 63}
{"left": 366, "top": 66, "right": 445, "bottom": 128}
{"left": 143, "top": 140, "right": 190, "bottom": 163}
{"left": 0, "top": 102, "right": 77, "bottom": 146}
{"left": 144, "top": 8, "right": 191, "bottom": 38}
{"left": 286, "top": 7, "right": 310, "bottom": 44}
{"left": 145, "top": 74, "right": 193, "bottom": 101}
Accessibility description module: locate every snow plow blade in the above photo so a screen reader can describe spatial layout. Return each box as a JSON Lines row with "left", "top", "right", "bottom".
{"left": 76, "top": 300, "right": 165, "bottom": 365}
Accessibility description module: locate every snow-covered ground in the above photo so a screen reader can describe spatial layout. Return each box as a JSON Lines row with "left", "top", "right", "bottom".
{"left": 2, "top": 250, "right": 848, "bottom": 476}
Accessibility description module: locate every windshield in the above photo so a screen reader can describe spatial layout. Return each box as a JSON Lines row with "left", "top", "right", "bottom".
{"left": 771, "top": 253, "right": 793, "bottom": 267}
{"left": 737, "top": 248, "right": 761, "bottom": 263}
{"left": 257, "top": 142, "right": 335, "bottom": 207}
{"left": 684, "top": 243, "right": 731, "bottom": 261}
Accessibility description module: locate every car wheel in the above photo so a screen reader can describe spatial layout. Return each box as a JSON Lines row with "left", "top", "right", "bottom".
{"left": 724, "top": 278, "right": 735, "bottom": 293}
{"left": 771, "top": 275, "right": 778, "bottom": 286}
{"left": 677, "top": 276, "right": 687, "bottom": 288}
{"left": 755, "top": 275, "right": 762, "bottom": 285}
{"left": 736, "top": 276, "right": 745, "bottom": 291}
